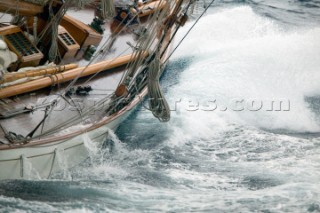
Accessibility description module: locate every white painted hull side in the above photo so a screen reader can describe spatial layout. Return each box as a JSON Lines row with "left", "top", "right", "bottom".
{"left": 0, "top": 106, "right": 133, "bottom": 180}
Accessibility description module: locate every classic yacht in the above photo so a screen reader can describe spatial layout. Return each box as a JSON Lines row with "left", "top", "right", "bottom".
{"left": 0, "top": 0, "right": 193, "bottom": 179}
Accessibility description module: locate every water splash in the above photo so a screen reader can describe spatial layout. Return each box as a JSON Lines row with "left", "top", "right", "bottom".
{"left": 169, "top": 6, "right": 320, "bottom": 133}
{"left": 20, "top": 155, "right": 41, "bottom": 180}
{"left": 54, "top": 149, "right": 72, "bottom": 180}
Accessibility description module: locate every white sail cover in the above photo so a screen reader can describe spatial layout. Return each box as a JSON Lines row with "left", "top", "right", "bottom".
{"left": 0, "top": 38, "right": 17, "bottom": 76}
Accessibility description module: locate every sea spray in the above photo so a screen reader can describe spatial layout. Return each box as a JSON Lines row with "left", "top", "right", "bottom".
{"left": 20, "top": 155, "right": 41, "bottom": 180}
{"left": 55, "top": 149, "right": 72, "bottom": 180}
{"left": 83, "top": 133, "right": 101, "bottom": 166}
{"left": 168, "top": 6, "right": 320, "bottom": 132}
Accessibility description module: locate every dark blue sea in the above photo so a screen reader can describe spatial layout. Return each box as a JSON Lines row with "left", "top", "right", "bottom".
{"left": 1, "top": 0, "right": 320, "bottom": 212}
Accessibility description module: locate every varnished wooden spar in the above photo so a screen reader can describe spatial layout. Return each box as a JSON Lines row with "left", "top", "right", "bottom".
{"left": 0, "top": 64, "right": 78, "bottom": 84}
{"left": 0, "top": 52, "right": 149, "bottom": 99}
{"left": 0, "top": 0, "right": 44, "bottom": 16}
{"left": 138, "top": 0, "right": 168, "bottom": 17}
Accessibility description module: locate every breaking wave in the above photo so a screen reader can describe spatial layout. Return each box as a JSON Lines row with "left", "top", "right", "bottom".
{"left": 170, "top": 6, "right": 320, "bottom": 133}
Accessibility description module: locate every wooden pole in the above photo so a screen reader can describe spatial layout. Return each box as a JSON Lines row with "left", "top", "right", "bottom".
{"left": 138, "top": 0, "right": 168, "bottom": 17}
{"left": 0, "top": 64, "right": 78, "bottom": 84}
{"left": 0, "top": 52, "right": 148, "bottom": 99}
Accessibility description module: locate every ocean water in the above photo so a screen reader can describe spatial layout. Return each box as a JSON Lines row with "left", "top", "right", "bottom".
{"left": 1, "top": 0, "right": 320, "bottom": 212}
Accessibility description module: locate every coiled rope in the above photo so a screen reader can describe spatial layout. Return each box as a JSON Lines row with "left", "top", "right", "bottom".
{"left": 147, "top": 51, "right": 170, "bottom": 122}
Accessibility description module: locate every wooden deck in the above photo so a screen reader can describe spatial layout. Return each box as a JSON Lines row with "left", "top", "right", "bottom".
{"left": 0, "top": 8, "right": 140, "bottom": 144}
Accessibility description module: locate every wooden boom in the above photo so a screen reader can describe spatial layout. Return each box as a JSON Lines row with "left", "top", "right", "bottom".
{"left": 0, "top": 52, "right": 149, "bottom": 99}
{"left": 0, "top": 64, "right": 78, "bottom": 84}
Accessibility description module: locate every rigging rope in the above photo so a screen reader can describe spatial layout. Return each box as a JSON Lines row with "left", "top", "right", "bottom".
{"left": 164, "top": 0, "right": 216, "bottom": 64}
{"left": 48, "top": 0, "right": 68, "bottom": 62}
{"left": 12, "top": 0, "right": 204, "bottom": 139}
{"left": 36, "top": 0, "right": 170, "bottom": 137}
{"left": 74, "top": 0, "right": 94, "bottom": 8}
{"left": 101, "top": 0, "right": 116, "bottom": 19}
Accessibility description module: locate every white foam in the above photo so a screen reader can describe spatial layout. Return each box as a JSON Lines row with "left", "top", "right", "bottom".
{"left": 168, "top": 6, "right": 320, "bottom": 132}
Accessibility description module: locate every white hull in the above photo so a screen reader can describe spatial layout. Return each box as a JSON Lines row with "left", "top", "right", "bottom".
{"left": 0, "top": 101, "right": 134, "bottom": 180}
{"left": 0, "top": 0, "right": 175, "bottom": 180}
